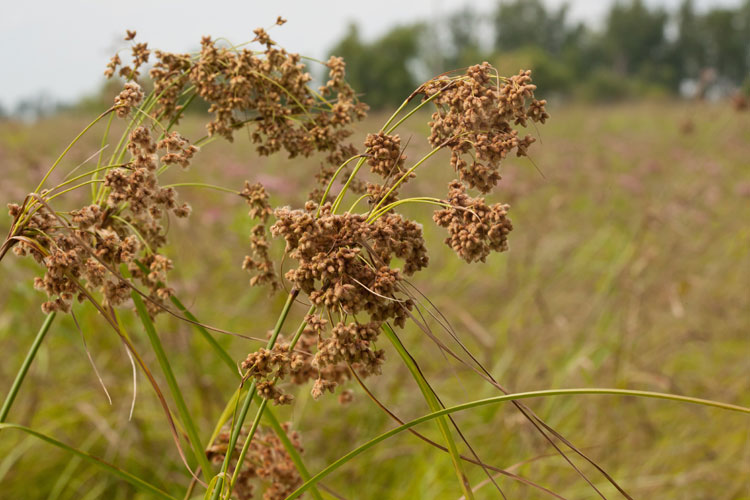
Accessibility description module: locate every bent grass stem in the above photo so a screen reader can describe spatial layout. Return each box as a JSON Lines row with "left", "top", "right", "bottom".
{"left": 286, "top": 388, "right": 750, "bottom": 499}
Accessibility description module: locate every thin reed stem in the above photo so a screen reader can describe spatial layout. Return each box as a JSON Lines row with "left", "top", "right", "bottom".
{"left": 226, "top": 306, "right": 323, "bottom": 500}
{"left": 0, "top": 313, "right": 56, "bottom": 423}
{"left": 208, "top": 289, "right": 299, "bottom": 500}
{"left": 161, "top": 183, "right": 239, "bottom": 195}
{"left": 368, "top": 145, "right": 445, "bottom": 216}
{"left": 92, "top": 112, "right": 115, "bottom": 199}
{"left": 381, "top": 324, "right": 474, "bottom": 499}
{"left": 286, "top": 388, "right": 750, "bottom": 499}
{"left": 34, "top": 108, "right": 115, "bottom": 194}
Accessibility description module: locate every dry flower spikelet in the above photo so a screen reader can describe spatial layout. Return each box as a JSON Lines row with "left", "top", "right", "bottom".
{"left": 237, "top": 198, "right": 430, "bottom": 401}
{"left": 113, "top": 81, "right": 144, "bottom": 117}
{"left": 108, "top": 30, "right": 369, "bottom": 200}
{"left": 9, "top": 124, "right": 196, "bottom": 314}
{"left": 433, "top": 180, "right": 513, "bottom": 263}
{"left": 230, "top": 62, "right": 545, "bottom": 403}
{"left": 422, "top": 63, "right": 548, "bottom": 193}
{"left": 241, "top": 182, "right": 279, "bottom": 291}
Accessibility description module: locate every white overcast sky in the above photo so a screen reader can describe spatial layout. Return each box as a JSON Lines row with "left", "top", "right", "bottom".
{"left": 0, "top": 0, "right": 740, "bottom": 110}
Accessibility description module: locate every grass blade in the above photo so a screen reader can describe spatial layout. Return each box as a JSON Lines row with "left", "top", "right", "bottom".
{"left": 131, "top": 290, "right": 213, "bottom": 482}
{"left": 381, "top": 323, "right": 474, "bottom": 499}
{"left": 285, "top": 387, "right": 750, "bottom": 499}
{"left": 0, "top": 423, "right": 176, "bottom": 500}
{"left": 1, "top": 312, "right": 56, "bottom": 423}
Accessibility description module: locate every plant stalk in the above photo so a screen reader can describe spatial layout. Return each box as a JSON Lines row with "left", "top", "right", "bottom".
{"left": 208, "top": 289, "right": 298, "bottom": 500}
{"left": 1, "top": 312, "right": 56, "bottom": 423}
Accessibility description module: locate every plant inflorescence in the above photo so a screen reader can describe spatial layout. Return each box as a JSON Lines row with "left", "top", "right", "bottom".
{"left": 6, "top": 18, "right": 740, "bottom": 500}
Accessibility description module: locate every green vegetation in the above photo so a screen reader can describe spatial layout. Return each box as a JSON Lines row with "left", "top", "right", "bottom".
{"left": 0, "top": 13, "right": 748, "bottom": 499}
{"left": 1, "top": 96, "right": 747, "bottom": 497}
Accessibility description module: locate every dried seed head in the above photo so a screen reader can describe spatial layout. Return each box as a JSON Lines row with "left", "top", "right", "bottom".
{"left": 364, "top": 132, "right": 407, "bottom": 178}
{"left": 433, "top": 180, "right": 513, "bottom": 263}
{"left": 241, "top": 182, "right": 279, "bottom": 292}
{"left": 422, "top": 63, "right": 547, "bottom": 193}
{"left": 114, "top": 82, "right": 144, "bottom": 118}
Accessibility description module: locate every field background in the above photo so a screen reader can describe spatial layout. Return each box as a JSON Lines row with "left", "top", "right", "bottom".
{"left": 1, "top": 101, "right": 748, "bottom": 499}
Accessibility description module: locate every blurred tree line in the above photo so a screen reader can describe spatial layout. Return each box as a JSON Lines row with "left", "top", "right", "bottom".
{"left": 329, "top": 0, "right": 750, "bottom": 107}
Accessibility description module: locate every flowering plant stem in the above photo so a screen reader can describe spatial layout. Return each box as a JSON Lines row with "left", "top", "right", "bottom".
{"left": 165, "top": 288, "right": 323, "bottom": 500}
{"left": 0, "top": 312, "right": 56, "bottom": 423}
{"left": 208, "top": 289, "right": 298, "bottom": 500}
{"left": 226, "top": 306, "right": 323, "bottom": 500}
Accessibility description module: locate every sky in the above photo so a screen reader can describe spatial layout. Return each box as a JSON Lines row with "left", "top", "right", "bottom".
{"left": 0, "top": 0, "right": 741, "bottom": 111}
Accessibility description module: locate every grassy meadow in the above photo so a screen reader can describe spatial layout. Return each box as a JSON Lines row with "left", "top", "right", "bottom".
{"left": 1, "top": 100, "right": 748, "bottom": 499}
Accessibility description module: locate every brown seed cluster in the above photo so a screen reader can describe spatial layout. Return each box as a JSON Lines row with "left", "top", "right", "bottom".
{"left": 7, "top": 201, "right": 137, "bottom": 313}
{"left": 433, "top": 180, "right": 513, "bottom": 263}
{"left": 271, "top": 203, "right": 427, "bottom": 323}
{"left": 363, "top": 132, "right": 407, "bottom": 178}
{"left": 104, "top": 126, "right": 192, "bottom": 223}
{"left": 241, "top": 182, "right": 279, "bottom": 291}
{"left": 206, "top": 423, "right": 304, "bottom": 500}
{"left": 241, "top": 311, "right": 383, "bottom": 402}
{"left": 311, "top": 320, "right": 385, "bottom": 398}
{"left": 238, "top": 201, "right": 429, "bottom": 400}
{"left": 422, "top": 63, "right": 548, "bottom": 193}
{"left": 104, "top": 32, "right": 150, "bottom": 80}
{"left": 157, "top": 131, "right": 199, "bottom": 168}
{"left": 362, "top": 132, "right": 413, "bottom": 206}
{"left": 8, "top": 124, "right": 195, "bottom": 314}
{"left": 108, "top": 29, "right": 367, "bottom": 201}
{"left": 113, "top": 82, "right": 144, "bottom": 118}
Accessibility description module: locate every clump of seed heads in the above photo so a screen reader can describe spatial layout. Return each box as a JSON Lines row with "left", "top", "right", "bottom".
{"left": 240, "top": 62, "right": 547, "bottom": 404}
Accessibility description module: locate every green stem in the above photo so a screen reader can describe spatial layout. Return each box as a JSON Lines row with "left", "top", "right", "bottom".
{"left": 316, "top": 155, "right": 365, "bottom": 217}
{"left": 160, "top": 183, "right": 239, "bottom": 195}
{"left": 227, "top": 398, "right": 267, "bottom": 497}
{"left": 34, "top": 109, "right": 114, "bottom": 193}
{"left": 93, "top": 112, "right": 115, "bottom": 199}
{"left": 330, "top": 156, "right": 367, "bottom": 214}
{"left": 0, "top": 312, "right": 56, "bottom": 423}
{"left": 226, "top": 307, "right": 323, "bottom": 500}
{"left": 347, "top": 193, "right": 372, "bottom": 214}
{"left": 368, "top": 145, "right": 445, "bottom": 217}
{"left": 165, "top": 288, "right": 323, "bottom": 499}
{"left": 164, "top": 93, "right": 196, "bottom": 134}
{"left": 130, "top": 290, "right": 213, "bottom": 482}
{"left": 384, "top": 87, "right": 444, "bottom": 135}
{"left": 208, "top": 290, "right": 298, "bottom": 500}
{"left": 286, "top": 387, "right": 750, "bottom": 499}
{"left": 380, "top": 95, "right": 413, "bottom": 134}
{"left": 381, "top": 324, "right": 474, "bottom": 499}
{"left": 367, "top": 197, "right": 449, "bottom": 223}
